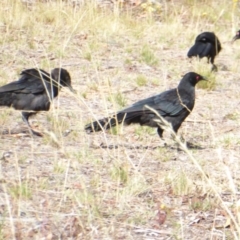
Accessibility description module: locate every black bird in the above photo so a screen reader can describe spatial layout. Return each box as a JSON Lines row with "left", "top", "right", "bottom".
{"left": 0, "top": 68, "right": 75, "bottom": 136}
{"left": 85, "top": 72, "right": 206, "bottom": 140}
{"left": 232, "top": 30, "right": 240, "bottom": 43}
{"left": 187, "top": 32, "right": 222, "bottom": 71}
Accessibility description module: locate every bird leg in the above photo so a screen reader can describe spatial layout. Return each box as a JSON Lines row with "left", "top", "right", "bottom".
{"left": 157, "top": 127, "right": 164, "bottom": 139}
{"left": 22, "top": 112, "right": 43, "bottom": 137}
{"left": 210, "top": 58, "right": 218, "bottom": 72}
{"left": 157, "top": 127, "right": 168, "bottom": 147}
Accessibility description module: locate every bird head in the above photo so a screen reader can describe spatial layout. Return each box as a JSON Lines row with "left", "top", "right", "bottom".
{"left": 51, "top": 68, "right": 76, "bottom": 93}
{"left": 232, "top": 30, "right": 240, "bottom": 43}
{"left": 196, "top": 32, "right": 215, "bottom": 43}
{"left": 180, "top": 72, "right": 207, "bottom": 87}
{"left": 196, "top": 32, "right": 222, "bottom": 51}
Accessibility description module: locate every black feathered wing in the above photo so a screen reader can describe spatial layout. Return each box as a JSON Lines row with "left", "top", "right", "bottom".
{"left": 120, "top": 89, "right": 190, "bottom": 121}
{"left": 187, "top": 42, "right": 212, "bottom": 59}
{"left": 0, "top": 69, "right": 50, "bottom": 94}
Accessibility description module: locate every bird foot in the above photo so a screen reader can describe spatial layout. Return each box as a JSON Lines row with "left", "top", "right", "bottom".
{"left": 211, "top": 65, "right": 218, "bottom": 72}
{"left": 177, "top": 141, "right": 204, "bottom": 150}
{"left": 186, "top": 141, "right": 204, "bottom": 149}
{"left": 24, "top": 125, "right": 43, "bottom": 137}
{"left": 30, "top": 129, "right": 43, "bottom": 137}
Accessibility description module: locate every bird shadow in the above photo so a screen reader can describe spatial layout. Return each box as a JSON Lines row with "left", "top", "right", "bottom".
{"left": 91, "top": 141, "right": 205, "bottom": 151}
{"left": 0, "top": 127, "right": 42, "bottom": 137}
{"left": 0, "top": 127, "right": 74, "bottom": 138}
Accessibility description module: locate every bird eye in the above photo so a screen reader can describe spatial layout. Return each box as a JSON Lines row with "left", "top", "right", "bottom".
{"left": 196, "top": 76, "right": 199, "bottom": 81}
{"left": 202, "top": 38, "right": 206, "bottom": 41}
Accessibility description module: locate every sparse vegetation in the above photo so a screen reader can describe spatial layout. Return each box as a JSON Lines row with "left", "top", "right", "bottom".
{"left": 140, "top": 45, "right": 159, "bottom": 66}
{"left": 0, "top": 0, "right": 240, "bottom": 239}
{"left": 114, "top": 92, "right": 127, "bottom": 108}
{"left": 135, "top": 74, "right": 147, "bottom": 86}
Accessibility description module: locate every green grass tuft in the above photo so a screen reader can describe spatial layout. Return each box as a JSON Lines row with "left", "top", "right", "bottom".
{"left": 140, "top": 45, "right": 159, "bottom": 66}
{"left": 135, "top": 74, "right": 147, "bottom": 86}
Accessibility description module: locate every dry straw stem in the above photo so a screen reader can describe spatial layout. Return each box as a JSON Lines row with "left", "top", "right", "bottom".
{"left": 145, "top": 105, "right": 240, "bottom": 238}
{"left": 3, "top": 184, "right": 16, "bottom": 238}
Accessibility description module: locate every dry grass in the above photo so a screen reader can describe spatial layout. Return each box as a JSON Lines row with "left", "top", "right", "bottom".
{"left": 0, "top": 0, "right": 240, "bottom": 239}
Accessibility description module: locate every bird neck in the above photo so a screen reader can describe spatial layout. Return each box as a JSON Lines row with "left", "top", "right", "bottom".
{"left": 48, "top": 85, "right": 61, "bottom": 99}
{"left": 178, "top": 81, "right": 195, "bottom": 90}
{"left": 177, "top": 83, "right": 195, "bottom": 97}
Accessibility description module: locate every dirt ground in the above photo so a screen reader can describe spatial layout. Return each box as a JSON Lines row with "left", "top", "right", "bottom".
{"left": 0, "top": 0, "right": 240, "bottom": 239}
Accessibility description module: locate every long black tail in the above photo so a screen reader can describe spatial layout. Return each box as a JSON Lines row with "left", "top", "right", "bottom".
{"left": 85, "top": 112, "right": 126, "bottom": 132}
